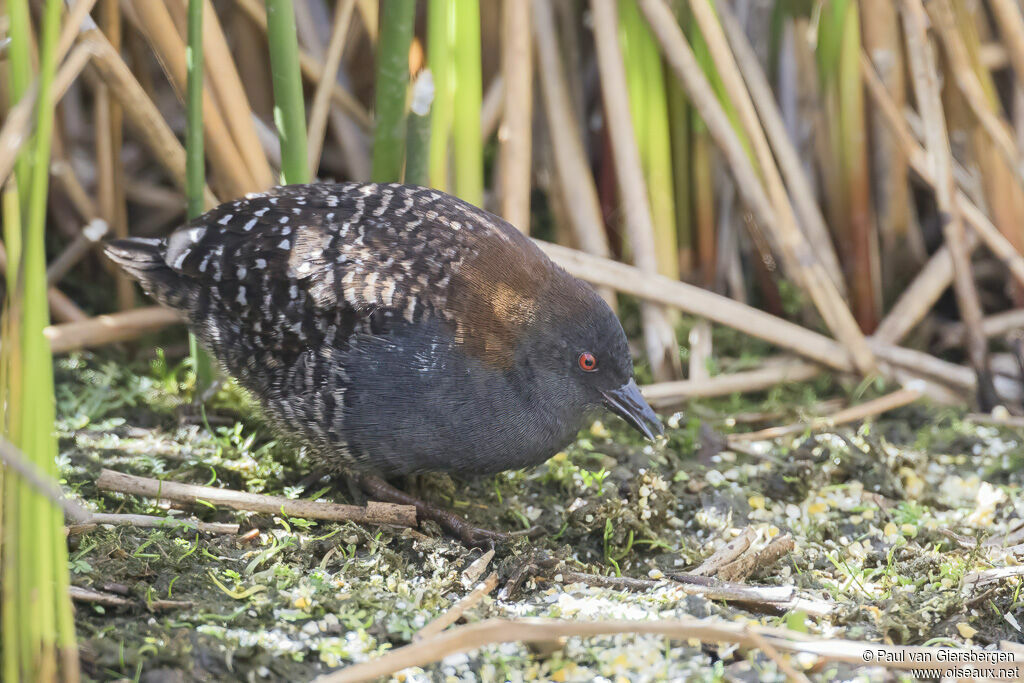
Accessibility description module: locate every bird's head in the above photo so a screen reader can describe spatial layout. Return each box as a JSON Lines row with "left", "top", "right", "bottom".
{"left": 516, "top": 275, "right": 665, "bottom": 442}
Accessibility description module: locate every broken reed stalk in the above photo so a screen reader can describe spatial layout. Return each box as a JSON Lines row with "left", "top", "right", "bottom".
{"left": 95, "top": 469, "right": 417, "bottom": 528}
{"left": 531, "top": 0, "right": 615, "bottom": 306}
{"left": 637, "top": 0, "right": 876, "bottom": 375}
{"left": 498, "top": 0, "right": 533, "bottom": 232}
{"left": 590, "top": 0, "right": 680, "bottom": 382}
{"left": 727, "top": 387, "right": 924, "bottom": 443}
{"left": 900, "top": 0, "right": 996, "bottom": 407}
{"left": 307, "top": 0, "right": 356, "bottom": 179}
{"left": 403, "top": 71, "right": 434, "bottom": 187}
{"left": 314, "top": 616, "right": 1019, "bottom": 683}
{"left": 371, "top": 0, "right": 415, "bottom": 183}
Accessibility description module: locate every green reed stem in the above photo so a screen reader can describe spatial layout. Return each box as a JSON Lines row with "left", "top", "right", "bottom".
{"left": 372, "top": 0, "right": 416, "bottom": 182}
{"left": 427, "top": 0, "right": 455, "bottom": 191}
{"left": 451, "top": 0, "right": 483, "bottom": 204}
{"left": 265, "top": 0, "right": 310, "bottom": 185}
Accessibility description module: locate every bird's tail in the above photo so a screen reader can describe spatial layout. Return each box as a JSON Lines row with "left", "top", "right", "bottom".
{"left": 104, "top": 238, "right": 193, "bottom": 309}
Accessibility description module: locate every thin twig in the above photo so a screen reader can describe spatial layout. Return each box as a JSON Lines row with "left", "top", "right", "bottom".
{"left": 96, "top": 469, "right": 417, "bottom": 527}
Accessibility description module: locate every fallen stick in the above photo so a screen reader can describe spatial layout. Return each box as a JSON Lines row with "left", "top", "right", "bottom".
{"left": 728, "top": 388, "right": 923, "bottom": 443}
{"left": 414, "top": 572, "right": 499, "bottom": 642}
{"left": 314, "top": 616, "right": 1015, "bottom": 683}
{"left": 96, "top": 469, "right": 416, "bottom": 527}
{"left": 67, "top": 513, "right": 239, "bottom": 536}
{"left": 745, "top": 626, "right": 812, "bottom": 683}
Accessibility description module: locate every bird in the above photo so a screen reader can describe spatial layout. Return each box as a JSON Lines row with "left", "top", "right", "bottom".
{"left": 105, "top": 183, "right": 662, "bottom": 532}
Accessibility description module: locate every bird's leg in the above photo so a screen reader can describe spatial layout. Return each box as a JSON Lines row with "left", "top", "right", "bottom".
{"left": 349, "top": 472, "right": 513, "bottom": 547}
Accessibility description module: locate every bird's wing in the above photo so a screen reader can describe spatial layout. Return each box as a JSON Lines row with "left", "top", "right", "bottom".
{"left": 161, "top": 183, "right": 547, "bottom": 352}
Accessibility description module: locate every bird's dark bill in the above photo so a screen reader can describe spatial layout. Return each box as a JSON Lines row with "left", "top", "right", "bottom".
{"left": 601, "top": 379, "right": 664, "bottom": 441}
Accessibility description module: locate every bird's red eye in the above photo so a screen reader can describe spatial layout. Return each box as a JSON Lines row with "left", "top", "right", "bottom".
{"left": 578, "top": 352, "right": 598, "bottom": 372}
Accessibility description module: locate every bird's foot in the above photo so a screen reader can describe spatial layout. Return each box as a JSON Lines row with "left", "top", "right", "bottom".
{"left": 350, "top": 473, "right": 532, "bottom": 547}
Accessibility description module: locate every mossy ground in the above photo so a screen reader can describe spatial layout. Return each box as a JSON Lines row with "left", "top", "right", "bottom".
{"left": 56, "top": 341, "right": 1024, "bottom": 682}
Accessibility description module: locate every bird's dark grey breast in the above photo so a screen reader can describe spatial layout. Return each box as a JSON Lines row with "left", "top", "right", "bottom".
{"left": 160, "top": 182, "right": 568, "bottom": 474}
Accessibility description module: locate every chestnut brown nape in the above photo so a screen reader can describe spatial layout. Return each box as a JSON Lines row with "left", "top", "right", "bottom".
{"left": 105, "top": 182, "right": 661, "bottom": 477}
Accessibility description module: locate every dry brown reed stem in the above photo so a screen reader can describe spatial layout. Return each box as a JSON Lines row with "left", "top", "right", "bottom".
{"left": 942, "top": 309, "right": 1024, "bottom": 346}
{"left": 990, "top": 0, "right": 1024, "bottom": 87}
{"left": 96, "top": 469, "right": 418, "bottom": 527}
{"left": 56, "top": 0, "right": 100, "bottom": 62}
{"left": 901, "top": 0, "right": 994, "bottom": 405}
{"left": 590, "top": 0, "right": 679, "bottom": 382}
{"left": 131, "top": 1, "right": 258, "bottom": 199}
{"left": 531, "top": 0, "right": 615, "bottom": 306}
{"left": 860, "top": 0, "right": 919, "bottom": 275}
{"left": 637, "top": 0, "right": 875, "bottom": 375}
{"left": 233, "top": 0, "right": 371, "bottom": 131}
{"left": 539, "top": 242, "right": 851, "bottom": 371}
{"left": 293, "top": 0, "right": 369, "bottom": 182}
{"left": 315, "top": 617, "right": 1019, "bottom": 683}
{"left": 641, "top": 359, "right": 822, "bottom": 408}
{"left": 86, "top": 29, "right": 219, "bottom": 207}
{"left": 307, "top": 0, "right": 356, "bottom": 179}
{"left": 96, "top": 0, "right": 132, "bottom": 310}
{"left": 480, "top": 74, "right": 505, "bottom": 143}
{"left": 195, "top": 0, "right": 275, "bottom": 190}
{"left": 42, "top": 306, "right": 183, "bottom": 354}
{"left": 499, "top": 0, "right": 532, "bottom": 232}
{"left": 928, "top": 0, "right": 1024, "bottom": 184}
{"left": 690, "top": 0, "right": 845, "bottom": 300}
{"left": 715, "top": 3, "right": 845, "bottom": 298}
{"left": 862, "top": 52, "right": 1024, "bottom": 342}
{"left": 543, "top": 241, "right": 970, "bottom": 403}
{"left": 728, "top": 388, "right": 923, "bottom": 443}
{"left": 413, "top": 572, "right": 498, "bottom": 642}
